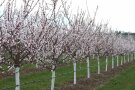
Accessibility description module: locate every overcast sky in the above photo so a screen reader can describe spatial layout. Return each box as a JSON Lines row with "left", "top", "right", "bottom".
{"left": 69, "top": 0, "right": 135, "bottom": 33}
{"left": 0, "top": 0, "right": 135, "bottom": 33}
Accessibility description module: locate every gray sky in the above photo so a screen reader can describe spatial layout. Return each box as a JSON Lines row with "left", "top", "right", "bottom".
{"left": 70, "top": 0, "right": 135, "bottom": 33}
{"left": 1, "top": 0, "right": 135, "bottom": 33}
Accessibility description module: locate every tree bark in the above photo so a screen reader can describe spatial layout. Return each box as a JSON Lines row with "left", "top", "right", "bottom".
{"left": 105, "top": 56, "right": 108, "bottom": 71}
{"left": 117, "top": 55, "right": 119, "bottom": 67}
{"left": 124, "top": 54, "right": 126, "bottom": 63}
{"left": 87, "top": 57, "right": 90, "bottom": 78}
{"left": 15, "top": 67, "right": 20, "bottom": 90}
{"left": 73, "top": 58, "right": 77, "bottom": 84}
{"left": 51, "top": 65, "right": 56, "bottom": 90}
{"left": 121, "top": 55, "right": 123, "bottom": 65}
{"left": 97, "top": 55, "right": 100, "bottom": 74}
{"left": 128, "top": 53, "right": 130, "bottom": 62}
{"left": 112, "top": 55, "right": 114, "bottom": 69}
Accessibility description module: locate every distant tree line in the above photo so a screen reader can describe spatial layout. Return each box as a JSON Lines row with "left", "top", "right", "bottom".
{"left": 115, "top": 31, "right": 135, "bottom": 40}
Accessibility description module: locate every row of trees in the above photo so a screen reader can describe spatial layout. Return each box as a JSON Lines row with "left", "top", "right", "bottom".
{"left": 0, "top": 0, "right": 135, "bottom": 90}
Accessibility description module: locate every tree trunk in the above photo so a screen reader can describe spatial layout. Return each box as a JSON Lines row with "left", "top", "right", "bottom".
{"left": 87, "top": 57, "right": 90, "bottom": 78}
{"left": 124, "top": 54, "right": 126, "bottom": 63}
{"left": 51, "top": 65, "right": 55, "bottom": 90}
{"left": 105, "top": 56, "right": 108, "bottom": 71}
{"left": 117, "top": 55, "right": 119, "bottom": 67}
{"left": 73, "top": 59, "right": 77, "bottom": 84}
{"left": 134, "top": 52, "right": 135, "bottom": 60}
{"left": 133, "top": 53, "right": 135, "bottom": 60}
{"left": 97, "top": 55, "right": 100, "bottom": 74}
{"left": 128, "top": 53, "right": 130, "bottom": 62}
{"left": 36, "top": 59, "right": 39, "bottom": 68}
{"left": 15, "top": 67, "right": 20, "bottom": 90}
{"left": 131, "top": 53, "right": 133, "bottom": 61}
{"left": 93, "top": 54, "right": 95, "bottom": 59}
{"left": 112, "top": 55, "right": 114, "bottom": 69}
{"left": 121, "top": 55, "right": 123, "bottom": 65}
{"left": 132, "top": 53, "right": 134, "bottom": 60}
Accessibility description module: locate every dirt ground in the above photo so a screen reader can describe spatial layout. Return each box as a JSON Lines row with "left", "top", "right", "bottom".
{"left": 60, "top": 61, "right": 135, "bottom": 90}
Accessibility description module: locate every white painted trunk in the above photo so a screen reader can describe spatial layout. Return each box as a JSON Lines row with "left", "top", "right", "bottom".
{"left": 128, "top": 54, "right": 130, "bottom": 62}
{"left": 15, "top": 67, "right": 20, "bottom": 90}
{"left": 124, "top": 54, "right": 126, "bottom": 63}
{"left": 112, "top": 55, "right": 114, "bottom": 69}
{"left": 93, "top": 54, "right": 95, "bottom": 59}
{"left": 36, "top": 59, "right": 39, "bottom": 68}
{"left": 51, "top": 65, "right": 55, "bottom": 90}
{"left": 87, "top": 57, "right": 90, "bottom": 78}
{"left": 131, "top": 54, "right": 133, "bottom": 61}
{"left": 132, "top": 54, "right": 133, "bottom": 61}
{"left": 131, "top": 54, "right": 132, "bottom": 61}
{"left": 105, "top": 56, "right": 108, "bottom": 71}
{"left": 117, "top": 55, "right": 119, "bottom": 67}
{"left": 36, "top": 63, "right": 38, "bottom": 68}
{"left": 132, "top": 54, "right": 134, "bottom": 60}
{"left": 133, "top": 53, "right": 135, "bottom": 60}
{"left": 132, "top": 53, "right": 133, "bottom": 61}
{"left": 134, "top": 53, "right": 135, "bottom": 60}
{"left": 97, "top": 56, "right": 100, "bottom": 74}
{"left": 73, "top": 61, "right": 77, "bottom": 84}
{"left": 121, "top": 56, "right": 123, "bottom": 65}
{"left": 130, "top": 54, "right": 132, "bottom": 61}
{"left": 130, "top": 54, "right": 131, "bottom": 61}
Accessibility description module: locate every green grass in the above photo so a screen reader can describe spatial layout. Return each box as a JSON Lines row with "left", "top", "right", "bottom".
{"left": 96, "top": 63, "right": 135, "bottom": 90}
{"left": 0, "top": 56, "right": 125, "bottom": 90}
